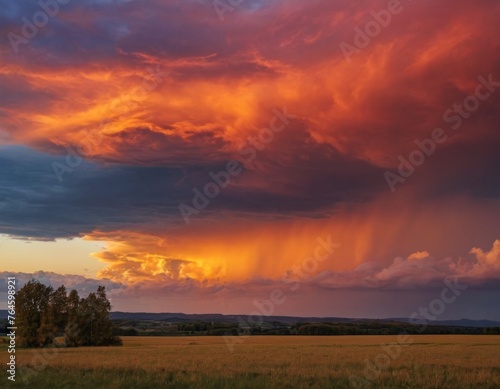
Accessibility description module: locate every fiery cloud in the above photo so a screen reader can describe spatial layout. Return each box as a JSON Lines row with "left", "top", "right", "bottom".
{"left": 1, "top": 0, "right": 499, "bottom": 316}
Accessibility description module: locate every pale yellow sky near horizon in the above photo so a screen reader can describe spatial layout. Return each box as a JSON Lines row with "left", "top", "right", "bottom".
{"left": 0, "top": 235, "right": 106, "bottom": 276}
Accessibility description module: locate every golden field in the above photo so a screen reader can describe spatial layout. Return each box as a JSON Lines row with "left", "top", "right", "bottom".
{"left": 5, "top": 335, "right": 500, "bottom": 388}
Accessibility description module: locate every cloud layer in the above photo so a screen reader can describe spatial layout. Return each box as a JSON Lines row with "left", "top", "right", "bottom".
{"left": 2, "top": 240, "right": 499, "bottom": 318}
{"left": 1, "top": 0, "right": 499, "bottom": 316}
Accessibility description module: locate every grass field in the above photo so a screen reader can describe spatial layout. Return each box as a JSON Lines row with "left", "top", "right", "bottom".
{"left": 4, "top": 335, "right": 500, "bottom": 388}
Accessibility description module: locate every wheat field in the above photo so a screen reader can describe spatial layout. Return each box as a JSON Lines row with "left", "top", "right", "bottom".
{"left": 7, "top": 335, "right": 500, "bottom": 388}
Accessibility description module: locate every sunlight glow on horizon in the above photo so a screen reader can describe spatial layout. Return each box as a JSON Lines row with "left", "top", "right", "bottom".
{"left": 0, "top": 235, "right": 106, "bottom": 276}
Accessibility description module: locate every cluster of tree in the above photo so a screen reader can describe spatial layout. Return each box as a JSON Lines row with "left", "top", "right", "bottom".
{"left": 110, "top": 320, "right": 288, "bottom": 336}
{"left": 113, "top": 327, "right": 139, "bottom": 336}
{"left": 295, "top": 322, "right": 500, "bottom": 335}
{"left": 483, "top": 327, "right": 500, "bottom": 334}
{"left": 16, "top": 280, "right": 121, "bottom": 347}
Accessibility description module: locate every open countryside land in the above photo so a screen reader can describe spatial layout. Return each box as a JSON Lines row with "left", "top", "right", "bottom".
{"left": 4, "top": 335, "right": 500, "bottom": 389}
{"left": 2, "top": 0, "right": 500, "bottom": 388}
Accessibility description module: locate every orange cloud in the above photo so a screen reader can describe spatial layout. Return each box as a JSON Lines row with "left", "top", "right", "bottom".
{"left": 1, "top": 0, "right": 498, "bottom": 171}
{"left": 408, "top": 251, "right": 430, "bottom": 260}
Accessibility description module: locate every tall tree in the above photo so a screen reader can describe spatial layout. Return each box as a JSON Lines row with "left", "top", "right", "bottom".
{"left": 76, "top": 286, "right": 121, "bottom": 346}
{"left": 64, "top": 289, "right": 81, "bottom": 347}
{"left": 50, "top": 285, "right": 68, "bottom": 334}
{"left": 16, "top": 280, "right": 53, "bottom": 347}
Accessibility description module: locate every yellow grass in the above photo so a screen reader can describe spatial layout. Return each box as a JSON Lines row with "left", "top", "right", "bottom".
{"left": 9, "top": 335, "right": 500, "bottom": 388}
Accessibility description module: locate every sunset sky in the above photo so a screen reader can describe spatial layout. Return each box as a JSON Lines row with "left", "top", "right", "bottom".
{"left": 1, "top": 0, "right": 499, "bottom": 319}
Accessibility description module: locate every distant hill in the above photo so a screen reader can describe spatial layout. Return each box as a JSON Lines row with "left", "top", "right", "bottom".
{"left": 107, "top": 311, "right": 500, "bottom": 328}
{"left": 2, "top": 309, "right": 499, "bottom": 328}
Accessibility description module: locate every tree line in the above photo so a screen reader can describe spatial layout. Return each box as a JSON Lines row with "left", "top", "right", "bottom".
{"left": 16, "top": 280, "right": 121, "bottom": 347}
{"left": 110, "top": 319, "right": 500, "bottom": 337}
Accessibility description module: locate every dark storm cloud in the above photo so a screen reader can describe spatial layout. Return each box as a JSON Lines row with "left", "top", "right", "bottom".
{"left": 0, "top": 146, "right": 186, "bottom": 239}
{"left": 0, "top": 143, "right": 389, "bottom": 239}
{"left": 414, "top": 139, "right": 500, "bottom": 198}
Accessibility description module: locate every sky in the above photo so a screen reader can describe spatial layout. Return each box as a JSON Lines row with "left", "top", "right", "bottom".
{"left": 0, "top": 0, "right": 499, "bottom": 320}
